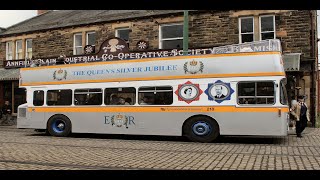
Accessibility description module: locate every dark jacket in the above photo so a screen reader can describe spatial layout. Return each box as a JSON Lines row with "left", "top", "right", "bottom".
{"left": 2, "top": 104, "right": 12, "bottom": 115}
{"left": 214, "top": 94, "right": 226, "bottom": 99}
{"left": 290, "top": 102, "right": 310, "bottom": 122}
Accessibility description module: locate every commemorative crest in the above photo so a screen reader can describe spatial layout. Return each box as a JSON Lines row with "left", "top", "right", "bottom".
{"left": 53, "top": 69, "right": 67, "bottom": 81}
{"left": 175, "top": 81, "right": 203, "bottom": 104}
{"left": 184, "top": 59, "right": 204, "bottom": 74}
{"left": 103, "top": 38, "right": 126, "bottom": 53}
{"left": 205, "top": 80, "right": 234, "bottom": 103}
{"left": 111, "top": 114, "right": 129, "bottom": 128}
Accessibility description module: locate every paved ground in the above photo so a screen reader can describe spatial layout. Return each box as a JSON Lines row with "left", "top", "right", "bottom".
{"left": 1, "top": 125, "right": 320, "bottom": 170}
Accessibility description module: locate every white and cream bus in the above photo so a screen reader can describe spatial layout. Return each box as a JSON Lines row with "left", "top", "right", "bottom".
{"left": 17, "top": 40, "right": 289, "bottom": 143}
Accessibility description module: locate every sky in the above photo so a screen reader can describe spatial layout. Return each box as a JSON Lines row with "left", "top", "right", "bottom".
{"left": 0, "top": 10, "right": 37, "bottom": 28}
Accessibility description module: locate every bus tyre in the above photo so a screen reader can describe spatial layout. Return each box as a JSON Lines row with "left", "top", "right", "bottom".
{"left": 47, "top": 115, "right": 71, "bottom": 137}
{"left": 184, "top": 116, "right": 219, "bottom": 143}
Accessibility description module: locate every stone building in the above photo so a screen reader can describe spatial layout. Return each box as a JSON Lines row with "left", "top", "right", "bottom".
{"left": 0, "top": 10, "right": 317, "bottom": 125}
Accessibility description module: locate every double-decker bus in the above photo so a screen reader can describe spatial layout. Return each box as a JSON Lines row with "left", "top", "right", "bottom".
{"left": 17, "top": 39, "right": 289, "bottom": 143}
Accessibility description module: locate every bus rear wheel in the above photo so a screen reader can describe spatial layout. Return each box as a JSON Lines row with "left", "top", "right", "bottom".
{"left": 184, "top": 116, "right": 219, "bottom": 143}
{"left": 47, "top": 115, "right": 71, "bottom": 137}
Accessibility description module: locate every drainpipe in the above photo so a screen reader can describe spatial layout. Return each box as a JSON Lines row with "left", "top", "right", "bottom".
{"left": 311, "top": 11, "right": 315, "bottom": 58}
{"left": 183, "top": 10, "right": 189, "bottom": 55}
{"left": 315, "top": 10, "right": 319, "bottom": 127}
{"left": 310, "top": 10, "right": 317, "bottom": 127}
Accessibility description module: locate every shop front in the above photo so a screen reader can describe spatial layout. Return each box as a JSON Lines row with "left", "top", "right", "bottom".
{"left": 0, "top": 68, "right": 26, "bottom": 116}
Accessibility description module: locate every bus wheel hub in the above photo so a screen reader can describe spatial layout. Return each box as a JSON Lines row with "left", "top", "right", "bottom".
{"left": 192, "top": 122, "right": 211, "bottom": 136}
{"left": 57, "top": 123, "right": 65, "bottom": 130}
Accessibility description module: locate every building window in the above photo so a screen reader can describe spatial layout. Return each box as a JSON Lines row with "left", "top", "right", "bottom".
{"left": 239, "top": 17, "right": 254, "bottom": 43}
{"left": 159, "top": 24, "right": 183, "bottom": 49}
{"left": 6, "top": 41, "right": 13, "bottom": 60}
{"left": 47, "top": 90, "right": 72, "bottom": 106}
{"left": 237, "top": 81, "right": 275, "bottom": 105}
{"left": 115, "top": 28, "right": 130, "bottom": 42}
{"left": 74, "top": 88, "right": 102, "bottom": 105}
{"left": 138, "top": 86, "right": 173, "bottom": 105}
{"left": 86, "top": 31, "right": 96, "bottom": 46}
{"left": 15, "top": 40, "right": 23, "bottom": 59}
{"left": 105, "top": 87, "right": 136, "bottom": 105}
{"left": 73, "top": 33, "right": 83, "bottom": 55}
{"left": 26, "top": 39, "right": 32, "bottom": 59}
{"left": 260, "top": 15, "right": 275, "bottom": 40}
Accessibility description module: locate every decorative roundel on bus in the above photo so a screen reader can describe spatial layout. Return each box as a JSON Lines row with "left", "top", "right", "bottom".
{"left": 205, "top": 80, "right": 234, "bottom": 103}
{"left": 175, "top": 81, "right": 203, "bottom": 104}
{"left": 53, "top": 69, "right": 67, "bottom": 81}
{"left": 183, "top": 59, "right": 204, "bottom": 74}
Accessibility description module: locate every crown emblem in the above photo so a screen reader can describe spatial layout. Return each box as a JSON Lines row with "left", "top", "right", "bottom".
{"left": 116, "top": 114, "right": 124, "bottom": 119}
{"left": 111, "top": 114, "right": 129, "bottom": 128}
{"left": 189, "top": 59, "right": 198, "bottom": 66}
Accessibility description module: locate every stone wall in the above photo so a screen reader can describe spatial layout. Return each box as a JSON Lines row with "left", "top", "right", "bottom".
{"left": 0, "top": 10, "right": 314, "bottom": 63}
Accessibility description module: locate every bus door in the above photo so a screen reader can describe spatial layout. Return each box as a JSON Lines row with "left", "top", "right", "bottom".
{"left": 30, "top": 88, "right": 46, "bottom": 128}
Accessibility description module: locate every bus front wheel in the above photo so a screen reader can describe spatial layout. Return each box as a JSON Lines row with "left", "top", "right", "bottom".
{"left": 47, "top": 115, "right": 71, "bottom": 137}
{"left": 183, "top": 116, "right": 219, "bottom": 143}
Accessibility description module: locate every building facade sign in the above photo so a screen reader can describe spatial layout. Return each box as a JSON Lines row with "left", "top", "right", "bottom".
{"left": 4, "top": 38, "right": 281, "bottom": 69}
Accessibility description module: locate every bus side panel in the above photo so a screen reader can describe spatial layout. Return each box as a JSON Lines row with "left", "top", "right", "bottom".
{"left": 214, "top": 112, "right": 288, "bottom": 136}
{"left": 67, "top": 112, "right": 188, "bottom": 136}
{"left": 41, "top": 111, "right": 287, "bottom": 137}
{"left": 29, "top": 111, "right": 46, "bottom": 129}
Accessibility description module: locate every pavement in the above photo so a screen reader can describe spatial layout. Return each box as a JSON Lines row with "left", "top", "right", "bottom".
{"left": 0, "top": 125, "right": 320, "bottom": 170}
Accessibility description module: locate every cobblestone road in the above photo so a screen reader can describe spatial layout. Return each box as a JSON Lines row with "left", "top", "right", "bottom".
{"left": 1, "top": 125, "right": 320, "bottom": 170}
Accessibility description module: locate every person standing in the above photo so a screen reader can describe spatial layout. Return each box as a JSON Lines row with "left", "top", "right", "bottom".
{"left": 1, "top": 101, "right": 12, "bottom": 125}
{"left": 290, "top": 96, "right": 310, "bottom": 138}
{"left": 290, "top": 98, "right": 298, "bottom": 130}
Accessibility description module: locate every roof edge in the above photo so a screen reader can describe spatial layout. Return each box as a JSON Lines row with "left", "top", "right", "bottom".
{"left": 0, "top": 11, "right": 187, "bottom": 37}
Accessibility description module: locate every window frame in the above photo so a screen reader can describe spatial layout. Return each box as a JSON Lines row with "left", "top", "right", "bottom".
{"left": 33, "top": 90, "right": 44, "bottom": 106}
{"left": 46, "top": 89, "right": 73, "bottom": 106}
{"left": 73, "top": 33, "right": 83, "bottom": 55}
{"left": 138, "top": 86, "right": 173, "bottom": 106}
{"left": 280, "top": 79, "right": 289, "bottom": 105}
{"left": 86, "top": 31, "right": 96, "bottom": 46}
{"left": 25, "top": 39, "right": 32, "bottom": 59}
{"left": 159, "top": 23, "right": 183, "bottom": 49}
{"left": 74, "top": 88, "right": 103, "bottom": 106}
{"left": 259, "top": 15, "right": 276, "bottom": 41}
{"left": 6, "top": 41, "right": 13, "bottom": 60}
{"left": 115, "top": 27, "right": 130, "bottom": 41}
{"left": 239, "top": 16, "right": 254, "bottom": 44}
{"left": 237, "top": 81, "right": 276, "bottom": 106}
{"left": 104, "top": 87, "right": 136, "bottom": 106}
{"left": 15, "top": 40, "right": 23, "bottom": 59}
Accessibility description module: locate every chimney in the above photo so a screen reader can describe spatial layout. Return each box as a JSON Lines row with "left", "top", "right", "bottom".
{"left": 37, "top": 10, "right": 49, "bottom": 15}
